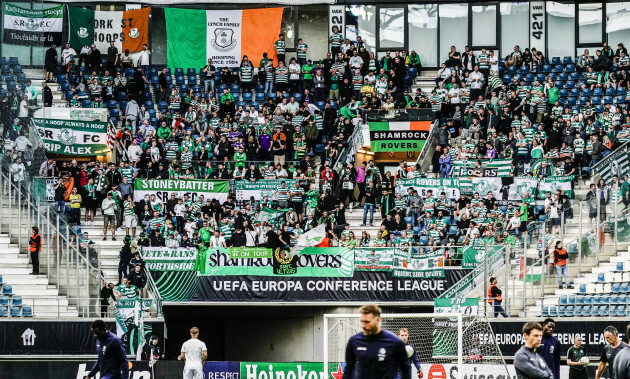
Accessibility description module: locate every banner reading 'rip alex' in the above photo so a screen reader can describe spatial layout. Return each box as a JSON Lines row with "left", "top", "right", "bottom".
{"left": 369, "top": 121, "right": 431, "bottom": 152}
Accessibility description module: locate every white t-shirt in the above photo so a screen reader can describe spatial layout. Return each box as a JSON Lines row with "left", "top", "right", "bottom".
{"left": 181, "top": 338, "right": 207, "bottom": 370}
{"left": 139, "top": 50, "right": 150, "bottom": 65}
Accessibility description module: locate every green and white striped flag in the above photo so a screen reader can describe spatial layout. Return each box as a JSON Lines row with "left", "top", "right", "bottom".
{"left": 537, "top": 176, "right": 573, "bottom": 199}
{"left": 451, "top": 159, "right": 512, "bottom": 177}
{"left": 593, "top": 146, "right": 630, "bottom": 185}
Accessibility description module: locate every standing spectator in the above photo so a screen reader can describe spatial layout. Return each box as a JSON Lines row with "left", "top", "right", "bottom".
{"left": 361, "top": 182, "right": 377, "bottom": 227}
{"left": 553, "top": 241, "right": 573, "bottom": 289}
{"left": 488, "top": 277, "right": 508, "bottom": 318}
{"left": 274, "top": 33, "right": 286, "bottom": 64}
{"left": 117, "top": 236, "right": 132, "bottom": 285}
{"left": 29, "top": 226, "right": 41, "bottom": 275}
{"left": 102, "top": 192, "right": 117, "bottom": 241}
{"left": 89, "top": 44, "right": 102, "bottom": 74}
{"left": 127, "top": 264, "right": 146, "bottom": 292}
{"left": 42, "top": 82, "right": 53, "bottom": 107}
{"left": 202, "top": 58, "right": 216, "bottom": 94}
{"left": 53, "top": 179, "right": 67, "bottom": 213}
{"left": 69, "top": 187, "right": 82, "bottom": 225}
{"left": 120, "top": 49, "right": 133, "bottom": 71}
{"left": 99, "top": 282, "right": 115, "bottom": 317}
{"left": 45, "top": 44, "right": 57, "bottom": 82}
{"left": 138, "top": 44, "right": 151, "bottom": 77}
{"left": 329, "top": 26, "right": 343, "bottom": 57}
{"left": 106, "top": 41, "right": 118, "bottom": 75}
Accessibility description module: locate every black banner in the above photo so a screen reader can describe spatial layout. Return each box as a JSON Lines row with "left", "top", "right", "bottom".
{"left": 0, "top": 321, "right": 163, "bottom": 355}
{"left": 193, "top": 269, "right": 467, "bottom": 302}
{"left": 489, "top": 320, "right": 628, "bottom": 357}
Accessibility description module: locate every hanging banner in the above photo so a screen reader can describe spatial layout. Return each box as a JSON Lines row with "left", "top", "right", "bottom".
{"left": 452, "top": 159, "right": 513, "bottom": 177}
{"left": 68, "top": 6, "right": 151, "bottom": 53}
{"left": 529, "top": 2, "right": 546, "bottom": 54}
{"left": 328, "top": 5, "right": 345, "bottom": 38}
{"left": 470, "top": 177, "right": 538, "bottom": 205}
{"left": 165, "top": 8, "right": 283, "bottom": 69}
{"left": 203, "top": 247, "right": 355, "bottom": 277}
{"left": 392, "top": 249, "right": 445, "bottom": 279}
{"left": 3, "top": 3, "right": 63, "bottom": 46}
{"left": 33, "top": 118, "right": 108, "bottom": 155}
{"left": 235, "top": 179, "right": 297, "bottom": 202}
{"left": 353, "top": 248, "right": 399, "bottom": 271}
{"left": 368, "top": 121, "right": 431, "bottom": 152}
{"left": 114, "top": 299, "right": 152, "bottom": 356}
{"left": 228, "top": 247, "right": 273, "bottom": 259}
{"left": 434, "top": 297, "right": 479, "bottom": 315}
{"left": 394, "top": 178, "right": 461, "bottom": 200}
{"left": 537, "top": 176, "right": 574, "bottom": 199}
{"left": 142, "top": 247, "right": 197, "bottom": 271}
{"left": 133, "top": 179, "right": 230, "bottom": 203}
{"left": 35, "top": 106, "right": 109, "bottom": 122}
{"left": 593, "top": 144, "right": 630, "bottom": 185}
{"left": 462, "top": 245, "right": 502, "bottom": 269}
{"left": 611, "top": 215, "right": 630, "bottom": 243}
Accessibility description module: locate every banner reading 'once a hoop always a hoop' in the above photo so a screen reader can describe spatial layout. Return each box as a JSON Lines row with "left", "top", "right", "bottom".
{"left": 165, "top": 8, "right": 283, "bottom": 69}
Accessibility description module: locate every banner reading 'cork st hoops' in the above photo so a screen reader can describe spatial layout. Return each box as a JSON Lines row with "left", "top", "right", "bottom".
{"left": 165, "top": 8, "right": 284, "bottom": 69}
{"left": 368, "top": 121, "right": 431, "bottom": 152}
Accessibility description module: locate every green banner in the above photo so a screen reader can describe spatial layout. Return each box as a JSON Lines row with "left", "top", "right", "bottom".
{"left": 204, "top": 247, "right": 355, "bottom": 277}
{"left": 229, "top": 247, "right": 273, "bottom": 259}
{"left": 141, "top": 247, "right": 196, "bottom": 271}
{"left": 354, "top": 247, "right": 398, "bottom": 271}
{"left": 612, "top": 217, "right": 630, "bottom": 243}
{"left": 451, "top": 159, "right": 513, "bottom": 177}
{"left": 368, "top": 121, "right": 430, "bottom": 152}
{"left": 33, "top": 118, "right": 108, "bottom": 155}
{"left": 394, "top": 177, "right": 461, "bottom": 200}
{"left": 462, "top": 245, "right": 501, "bottom": 269}
{"left": 392, "top": 249, "right": 445, "bottom": 278}
{"left": 114, "top": 299, "right": 152, "bottom": 356}
{"left": 133, "top": 179, "right": 230, "bottom": 203}
{"left": 3, "top": 3, "right": 63, "bottom": 46}
{"left": 235, "top": 179, "right": 297, "bottom": 202}
{"left": 434, "top": 297, "right": 479, "bottom": 315}
{"left": 255, "top": 207, "right": 289, "bottom": 224}
{"left": 241, "top": 362, "right": 324, "bottom": 378}
{"left": 537, "top": 176, "right": 574, "bottom": 199}
{"left": 68, "top": 6, "right": 95, "bottom": 51}
{"left": 593, "top": 144, "right": 630, "bottom": 185}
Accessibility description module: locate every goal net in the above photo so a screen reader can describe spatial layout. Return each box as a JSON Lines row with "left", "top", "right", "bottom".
{"left": 323, "top": 313, "right": 510, "bottom": 379}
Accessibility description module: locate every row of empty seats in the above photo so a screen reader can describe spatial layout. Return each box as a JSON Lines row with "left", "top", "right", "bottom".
{"left": 542, "top": 304, "right": 628, "bottom": 317}
{"left": 0, "top": 275, "right": 33, "bottom": 317}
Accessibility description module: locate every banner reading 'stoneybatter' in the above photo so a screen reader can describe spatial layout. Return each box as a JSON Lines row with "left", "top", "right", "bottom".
{"left": 133, "top": 179, "right": 230, "bottom": 203}
{"left": 369, "top": 121, "right": 431, "bottom": 152}
{"left": 33, "top": 118, "right": 108, "bottom": 155}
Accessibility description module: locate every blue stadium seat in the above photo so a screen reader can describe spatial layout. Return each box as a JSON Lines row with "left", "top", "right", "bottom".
{"left": 566, "top": 98, "right": 576, "bottom": 106}
{"left": 558, "top": 72, "right": 568, "bottom": 81}
{"left": 119, "top": 100, "right": 128, "bottom": 111}
{"left": 579, "top": 284, "right": 587, "bottom": 293}
{"left": 236, "top": 101, "right": 246, "bottom": 109}
{"left": 613, "top": 63, "right": 619, "bottom": 71}
{"left": 315, "top": 101, "right": 326, "bottom": 110}
{"left": 554, "top": 81, "right": 564, "bottom": 89}
{"left": 188, "top": 76, "right": 197, "bottom": 85}
{"left": 107, "top": 100, "right": 117, "bottom": 109}
{"left": 565, "top": 64, "right": 575, "bottom": 72}
{"left": 606, "top": 87, "right": 616, "bottom": 96}
{"left": 217, "top": 84, "right": 227, "bottom": 93}
{"left": 179, "top": 84, "right": 188, "bottom": 93}
{"left": 330, "top": 100, "right": 338, "bottom": 109}
{"left": 507, "top": 66, "right": 516, "bottom": 76}
{"left": 174, "top": 68, "right": 184, "bottom": 76}
{"left": 617, "top": 96, "right": 626, "bottom": 104}
{"left": 611, "top": 294, "right": 619, "bottom": 304}
{"left": 564, "top": 80, "right": 575, "bottom": 89}
{"left": 150, "top": 117, "right": 158, "bottom": 126}
{"left": 22, "top": 306, "right": 32, "bottom": 317}
{"left": 0, "top": 57, "right": 6, "bottom": 65}
{"left": 576, "top": 295, "right": 584, "bottom": 304}
{"left": 408, "top": 67, "right": 417, "bottom": 77}
{"left": 549, "top": 306, "right": 558, "bottom": 317}
{"left": 622, "top": 283, "right": 630, "bottom": 293}
{"left": 568, "top": 295, "right": 576, "bottom": 304}
{"left": 149, "top": 67, "right": 158, "bottom": 77}
{"left": 593, "top": 294, "right": 601, "bottom": 304}
{"left": 553, "top": 64, "right": 564, "bottom": 73}
{"left": 558, "top": 305, "right": 566, "bottom": 317}
{"left": 578, "top": 96, "right": 588, "bottom": 105}
{"left": 570, "top": 72, "right": 580, "bottom": 81}
{"left": 559, "top": 295, "right": 568, "bottom": 304}
{"left": 602, "top": 295, "right": 611, "bottom": 304}
{"left": 294, "top": 93, "right": 303, "bottom": 101}
{"left": 502, "top": 74, "right": 511, "bottom": 83}
{"left": 125, "top": 68, "right": 134, "bottom": 77}
{"left": 591, "top": 96, "right": 601, "bottom": 105}
{"left": 449, "top": 225, "right": 458, "bottom": 236}
{"left": 557, "top": 98, "right": 565, "bottom": 106}
{"left": 147, "top": 109, "right": 156, "bottom": 118}
{"left": 255, "top": 84, "right": 264, "bottom": 93}
{"left": 11, "top": 296, "right": 21, "bottom": 306}
{"left": 619, "top": 295, "right": 628, "bottom": 304}
{"left": 565, "top": 305, "right": 574, "bottom": 317}
{"left": 582, "top": 88, "right": 592, "bottom": 96}
{"left": 81, "top": 100, "right": 91, "bottom": 108}
{"left": 575, "top": 305, "right": 583, "bottom": 317}
{"left": 618, "top": 87, "right": 627, "bottom": 96}
{"left": 582, "top": 305, "right": 592, "bottom": 316}
{"left": 144, "top": 101, "right": 154, "bottom": 109}
{"left": 563, "top": 56, "right": 574, "bottom": 65}
{"left": 117, "top": 92, "right": 127, "bottom": 101}
{"left": 604, "top": 96, "right": 613, "bottom": 104}
{"left": 175, "top": 76, "right": 186, "bottom": 85}
{"left": 187, "top": 68, "right": 196, "bottom": 76}
{"left": 0, "top": 306, "right": 7, "bottom": 317}
{"left": 594, "top": 88, "right": 603, "bottom": 96}
{"left": 412, "top": 226, "right": 421, "bottom": 236}
{"left": 536, "top": 73, "right": 546, "bottom": 82}
{"left": 559, "top": 89, "right": 568, "bottom": 97}
{"left": 151, "top": 76, "right": 159, "bottom": 84}
{"left": 541, "top": 306, "right": 549, "bottom": 317}
{"left": 519, "top": 66, "right": 529, "bottom": 74}
{"left": 551, "top": 57, "right": 561, "bottom": 65}
{"left": 595, "top": 105, "right": 604, "bottom": 113}
{"left": 231, "top": 84, "right": 240, "bottom": 94}
{"left": 9, "top": 306, "right": 20, "bottom": 317}
{"left": 192, "top": 85, "right": 202, "bottom": 94}
{"left": 314, "top": 144, "right": 324, "bottom": 153}
{"left": 9, "top": 57, "right": 18, "bottom": 66}
{"left": 613, "top": 283, "right": 621, "bottom": 293}
{"left": 600, "top": 305, "right": 609, "bottom": 316}
{"left": 617, "top": 262, "right": 625, "bottom": 271}
{"left": 570, "top": 88, "right": 580, "bottom": 97}
{"left": 0, "top": 296, "right": 8, "bottom": 306}
{"left": 525, "top": 73, "right": 534, "bottom": 83}
{"left": 158, "top": 101, "right": 168, "bottom": 110}
{"left": 110, "top": 109, "right": 120, "bottom": 118}
{"left": 255, "top": 93, "right": 265, "bottom": 101}
{"left": 60, "top": 82, "right": 70, "bottom": 91}
{"left": 242, "top": 92, "right": 252, "bottom": 101}
{"left": 65, "top": 91, "right": 74, "bottom": 101}
{"left": 56, "top": 74, "right": 67, "bottom": 83}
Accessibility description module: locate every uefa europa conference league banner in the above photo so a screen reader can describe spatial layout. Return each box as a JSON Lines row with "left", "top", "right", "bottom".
{"left": 3, "top": 3, "right": 63, "bottom": 46}
{"left": 33, "top": 118, "right": 108, "bottom": 156}
{"left": 141, "top": 247, "right": 463, "bottom": 302}
{"left": 133, "top": 179, "right": 230, "bottom": 203}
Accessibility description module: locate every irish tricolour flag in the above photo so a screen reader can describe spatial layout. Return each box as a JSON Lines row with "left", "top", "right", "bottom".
{"left": 165, "top": 8, "right": 283, "bottom": 69}
{"left": 368, "top": 121, "right": 432, "bottom": 152}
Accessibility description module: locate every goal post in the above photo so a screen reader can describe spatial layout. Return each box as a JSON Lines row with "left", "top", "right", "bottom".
{"left": 323, "top": 313, "right": 509, "bottom": 379}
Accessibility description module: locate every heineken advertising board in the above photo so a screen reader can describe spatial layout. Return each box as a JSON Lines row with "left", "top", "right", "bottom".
{"left": 394, "top": 178, "right": 461, "bottom": 200}
{"left": 33, "top": 118, "right": 108, "bottom": 155}
{"left": 133, "top": 179, "right": 230, "bottom": 203}
{"left": 236, "top": 179, "right": 297, "bottom": 201}
{"left": 368, "top": 121, "right": 431, "bottom": 152}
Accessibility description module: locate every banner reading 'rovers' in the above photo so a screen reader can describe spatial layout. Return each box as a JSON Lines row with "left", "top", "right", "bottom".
{"left": 369, "top": 121, "right": 431, "bottom": 152}
{"left": 165, "top": 8, "right": 284, "bottom": 68}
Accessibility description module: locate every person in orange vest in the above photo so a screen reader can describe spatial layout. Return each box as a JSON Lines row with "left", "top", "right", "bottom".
{"left": 488, "top": 277, "right": 508, "bottom": 318}
{"left": 29, "top": 226, "right": 41, "bottom": 275}
{"left": 554, "top": 241, "right": 573, "bottom": 289}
